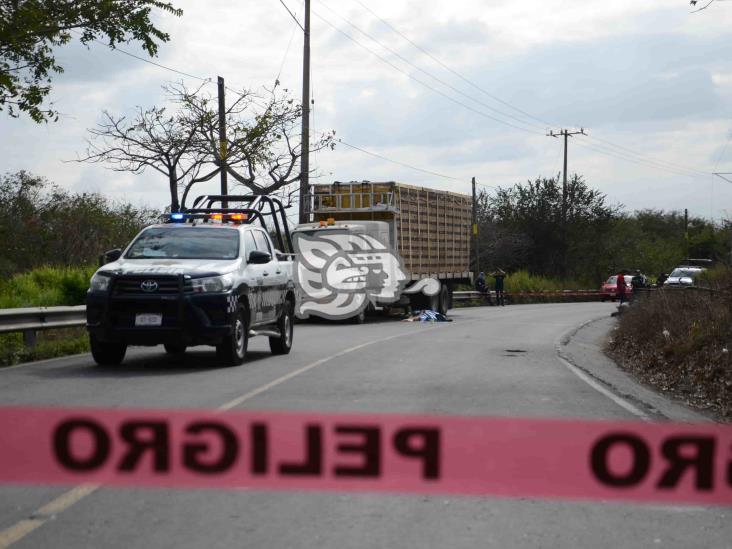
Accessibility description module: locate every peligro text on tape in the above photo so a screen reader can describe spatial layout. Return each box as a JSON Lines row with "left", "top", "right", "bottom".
{"left": 0, "top": 407, "right": 729, "bottom": 506}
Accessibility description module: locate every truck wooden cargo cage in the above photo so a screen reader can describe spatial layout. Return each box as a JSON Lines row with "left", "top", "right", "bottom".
{"left": 304, "top": 181, "right": 472, "bottom": 281}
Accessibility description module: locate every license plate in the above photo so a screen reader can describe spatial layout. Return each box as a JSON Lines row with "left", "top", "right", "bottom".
{"left": 135, "top": 313, "right": 162, "bottom": 327}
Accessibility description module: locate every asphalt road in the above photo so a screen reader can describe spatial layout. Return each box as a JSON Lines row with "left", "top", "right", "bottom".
{"left": 0, "top": 303, "right": 729, "bottom": 548}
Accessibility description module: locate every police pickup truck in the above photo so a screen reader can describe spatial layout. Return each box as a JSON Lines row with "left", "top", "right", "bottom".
{"left": 86, "top": 195, "right": 296, "bottom": 367}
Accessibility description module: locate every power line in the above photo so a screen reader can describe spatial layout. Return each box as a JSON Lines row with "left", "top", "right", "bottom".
{"left": 319, "top": 1, "right": 546, "bottom": 133}
{"left": 346, "top": 2, "right": 715, "bottom": 179}
{"left": 349, "top": 0, "right": 553, "bottom": 130}
{"left": 275, "top": 0, "right": 303, "bottom": 83}
{"left": 111, "top": 48, "right": 210, "bottom": 82}
{"left": 586, "top": 134, "right": 709, "bottom": 177}
{"left": 312, "top": 9, "right": 544, "bottom": 136}
{"left": 338, "top": 139, "right": 463, "bottom": 181}
{"left": 573, "top": 140, "right": 707, "bottom": 179}
{"left": 277, "top": 0, "right": 305, "bottom": 31}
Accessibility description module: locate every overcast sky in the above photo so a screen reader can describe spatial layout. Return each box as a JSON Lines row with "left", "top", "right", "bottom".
{"left": 3, "top": 0, "right": 732, "bottom": 220}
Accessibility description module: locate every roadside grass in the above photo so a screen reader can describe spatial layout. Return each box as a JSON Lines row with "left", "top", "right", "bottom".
{"left": 0, "top": 266, "right": 93, "bottom": 367}
{"left": 0, "top": 265, "right": 95, "bottom": 308}
{"left": 454, "top": 270, "right": 597, "bottom": 306}
{"left": 0, "top": 328, "right": 89, "bottom": 367}
{"left": 608, "top": 269, "right": 732, "bottom": 419}
{"left": 503, "top": 270, "right": 590, "bottom": 293}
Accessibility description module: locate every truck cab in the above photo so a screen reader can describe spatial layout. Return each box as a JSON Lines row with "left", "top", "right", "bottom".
{"left": 86, "top": 195, "right": 296, "bottom": 366}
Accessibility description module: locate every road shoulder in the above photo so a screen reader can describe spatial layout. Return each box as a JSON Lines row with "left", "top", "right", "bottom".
{"left": 558, "top": 316, "right": 710, "bottom": 421}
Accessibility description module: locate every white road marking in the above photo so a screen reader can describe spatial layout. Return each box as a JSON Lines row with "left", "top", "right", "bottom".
{"left": 217, "top": 327, "right": 437, "bottom": 411}
{"left": 0, "top": 485, "right": 98, "bottom": 549}
{"left": 0, "top": 324, "right": 439, "bottom": 546}
{"left": 554, "top": 318, "right": 651, "bottom": 420}
{"left": 0, "top": 309, "right": 655, "bottom": 547}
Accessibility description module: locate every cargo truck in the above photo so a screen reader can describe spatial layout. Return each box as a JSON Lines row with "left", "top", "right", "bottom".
{"left": 293, "top": 181, "right": 472, "bottom": 321}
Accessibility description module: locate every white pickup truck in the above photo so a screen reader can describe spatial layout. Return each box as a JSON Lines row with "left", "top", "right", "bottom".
{"left": 86, "top": 196, "right": 296, "bottom": 367}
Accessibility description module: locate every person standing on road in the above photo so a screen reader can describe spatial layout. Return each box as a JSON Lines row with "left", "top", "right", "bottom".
{"left": 491, "top": 268, "right": 506, "bottom": 306}
{"left": 656, "top": 272, "right": 668, "bottom": 287}
{"left": 616, "top": 270, "right": 628, "bottom": 305}
{"left": 475, "top": 272, "right": 492, "bottom": 305}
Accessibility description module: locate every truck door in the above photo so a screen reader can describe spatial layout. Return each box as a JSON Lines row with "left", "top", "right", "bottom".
{"left": 252, "top": 229, "right": 279, "bottom": 323}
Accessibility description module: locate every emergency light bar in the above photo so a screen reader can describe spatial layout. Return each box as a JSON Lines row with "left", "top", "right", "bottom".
{"left": 166, "top": 212, "right": 249, "bottom": 224}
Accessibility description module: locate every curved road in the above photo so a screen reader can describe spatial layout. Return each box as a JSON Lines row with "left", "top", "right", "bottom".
{"left": 0, "top": 303, "right": 728, "bottom": 548}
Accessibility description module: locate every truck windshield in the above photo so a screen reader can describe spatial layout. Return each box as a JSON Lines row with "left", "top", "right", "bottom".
{"left": 126, "top": 227, "right": 240, "bottom": 260}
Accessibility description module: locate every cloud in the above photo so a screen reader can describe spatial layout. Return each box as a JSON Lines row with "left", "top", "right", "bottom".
{"left": 3, "top": 0, "right": 732, "bottom": 222}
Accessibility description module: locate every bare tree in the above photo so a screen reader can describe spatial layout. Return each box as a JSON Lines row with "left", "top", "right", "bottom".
{"left": 78, "top": 83, "right": 215, "bottom": 212}
{"left": 79, "top": 82, "right": 335, "bottom": 212}
{"left": 179, "top": 82, "right": 335, "bottom": 204}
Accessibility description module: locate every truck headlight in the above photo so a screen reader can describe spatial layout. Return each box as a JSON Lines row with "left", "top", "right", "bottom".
{"left": 89, "top": 272, "right": 111, "bottom": 292}
{"left": 191, "top": 273, "right": 234, "bottom": 293}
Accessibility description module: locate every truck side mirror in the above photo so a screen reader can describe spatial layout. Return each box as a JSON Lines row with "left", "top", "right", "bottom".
{"left": 99, "top": 248, "right": 122, "bottom": 266}
{"left": 248, "top": 250, "right": 271, "bottom": 264}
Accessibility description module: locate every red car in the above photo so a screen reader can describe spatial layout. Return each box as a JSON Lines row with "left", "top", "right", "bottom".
{"left": 600, "top": 275, "right": 632, "bottom": 302}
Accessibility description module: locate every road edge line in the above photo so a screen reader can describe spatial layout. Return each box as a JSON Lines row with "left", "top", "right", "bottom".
{"left": 554, "top": 317, "right": 651, "bottom": 421}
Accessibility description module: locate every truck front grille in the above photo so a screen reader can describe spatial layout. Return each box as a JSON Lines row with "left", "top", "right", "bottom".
{"left": 113, "top": 275, "right": 193, "bottom": 295}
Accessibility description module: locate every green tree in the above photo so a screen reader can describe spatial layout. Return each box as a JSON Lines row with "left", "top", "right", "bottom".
{"left": 0, "top": 171, "right": 157, "bottom": 275}
{"left": 0, "top": 0, "right": 182, "bottom": 123}
{"left": 486, "top": 174, "right": 621, "bottom": 279}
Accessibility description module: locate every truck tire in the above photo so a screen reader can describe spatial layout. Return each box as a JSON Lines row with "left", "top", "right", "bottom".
{"left": 351, "top": 307, "right": 366, "bottom": 324}
{"left": 164, "top": 343, "right": 186, "bottom": 355}
{"left": 90, "top": 335, "right": 127, "bottom": 366}
{"left": 217, "top": 304, "right": 248, "bottom": 366}
{"left": 438, "top": 285, "right": 450, "bottom": 315}
{"left": 269, "top": 299, "right": 294, "bottom": 355}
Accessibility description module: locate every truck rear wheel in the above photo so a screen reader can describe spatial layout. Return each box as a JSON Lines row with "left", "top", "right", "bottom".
{"left": 350, "top": 307, "right": 366, "bottom": 324}
{"left": 90, "top": 335, "right": 127, "bottom": 366}
{"left": 217, "top": 304, "right": 248, "bottom": 366}
{"left": 438, "top": 285, "right": 450, "bottom": 315}
{"left": 269, "top": 300, "right": 294, "bottom": 355}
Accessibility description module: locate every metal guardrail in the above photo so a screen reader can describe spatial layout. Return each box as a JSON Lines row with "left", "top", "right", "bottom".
{"left": 453, "top": 290, "right": 602, "bottom": 301}
{"left": 0, "top": 287, "right": 701, "bottom": 345}
{"left": 0, "top": 306, "right": 86, "bottom": 346}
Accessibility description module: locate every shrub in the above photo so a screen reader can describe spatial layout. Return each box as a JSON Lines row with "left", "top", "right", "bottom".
{"left": 609, "top": 268, "right": 732, "bottom": 419}
{"left": 0, "top": 265, "right": 96, "bottom": 308}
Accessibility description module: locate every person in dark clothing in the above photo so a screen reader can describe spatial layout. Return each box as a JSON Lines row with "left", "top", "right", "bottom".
{"left": 491, "top": 268, "right": 506, "bottom": 306}
{"left": 475, "top": 272, "right": 492, "bottom": 305}
{"left": 656, "top": 272, "right": 668, "bottom": 287}
{"left": 631, "top": 269, "right": 646, "bottom": 301}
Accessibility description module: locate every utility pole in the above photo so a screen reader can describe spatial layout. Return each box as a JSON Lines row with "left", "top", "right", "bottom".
{"left": 547, "top": 128, "right": 586, "bottom": 276}
{"left": 713, "top": 174, "right": 732, "bottom": 264}
{"left": 217, "top": 76, "right": 228, "bottom": 207}
{"left": 298, "top": 0, "right": 311, "bottom": 224}
{"left": 472, "top": 177, "right": 479, "bottom": 275}
{"left": 684, "top": 208, "right": 689, "bottom": 259}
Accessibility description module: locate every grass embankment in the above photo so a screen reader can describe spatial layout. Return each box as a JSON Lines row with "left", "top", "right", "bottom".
{"left": 608, "top": 269, "right": 732, "bottom": 419}
{"left": 0, "top": 266, "right": 94, "bottom": 366}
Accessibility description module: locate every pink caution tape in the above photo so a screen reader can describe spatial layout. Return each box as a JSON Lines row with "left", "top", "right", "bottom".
{"left": 0, "top": 406, "right": 729, "bottom": 506}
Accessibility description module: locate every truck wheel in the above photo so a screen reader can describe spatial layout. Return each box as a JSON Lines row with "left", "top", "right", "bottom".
{"left": 429, "top": 292, "right": 440, "bottom": 312}
{"left": 351, "top": 308, "right": 366, "bottom": 324}
{"left": 438, "top": 285, "right": 450, "bottom": 315}
{"left": 217, "top": 304, "right": 248, "bottom": 366}
{"left": 164, "top": 343, "right": 186, "bottom": 355}
{"left": 269, "top": 300, "right": 294, "bottom": 355}
{"left": 90, "top": 335, "right": 127, "bottom": 366}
